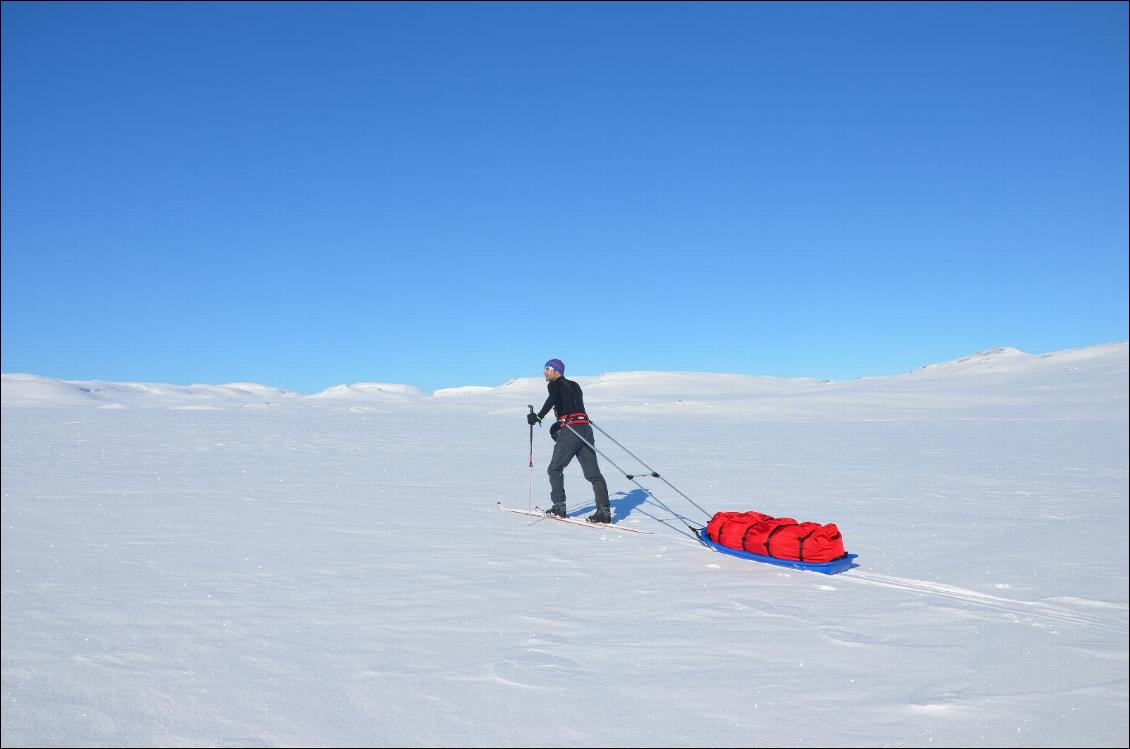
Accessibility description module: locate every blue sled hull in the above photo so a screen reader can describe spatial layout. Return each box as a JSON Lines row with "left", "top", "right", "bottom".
{"left": 698, "top": 529, "right": 858, "bottom": 575}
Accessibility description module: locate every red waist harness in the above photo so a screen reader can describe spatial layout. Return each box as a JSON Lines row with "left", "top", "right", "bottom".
{"left": 557, "top": 412, "right": 591, "bottom": 426}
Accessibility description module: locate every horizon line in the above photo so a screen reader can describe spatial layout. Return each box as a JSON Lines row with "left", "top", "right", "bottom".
{"left": 3, "top": 341, "right": 1126, "bottom": 398}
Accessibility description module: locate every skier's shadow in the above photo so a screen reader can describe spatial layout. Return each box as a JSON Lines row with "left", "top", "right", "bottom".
{"left": 610, "top": 488, "right": 649, "bottom": 521}
{"left": 573, "top": 488, "right": 648, "bottom": 521}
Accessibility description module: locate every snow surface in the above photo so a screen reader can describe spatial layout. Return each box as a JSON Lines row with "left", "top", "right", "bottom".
{"left": 2, "top": 344, "right": 1127, "bottom": 747}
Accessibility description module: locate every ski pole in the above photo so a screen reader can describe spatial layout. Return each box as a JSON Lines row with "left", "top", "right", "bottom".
{"left": 527, "top": 405, "right": 536, "bottom": 517}
{"left": 588, "top": 420, "right": 712, "bottom": 520}
{"left": 561, "top": 422, "right": 701, "bottom": 541}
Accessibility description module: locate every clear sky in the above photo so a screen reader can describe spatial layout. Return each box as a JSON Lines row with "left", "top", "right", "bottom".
{"left": 2, "top": 2, "right": 1127, "bottom": 393}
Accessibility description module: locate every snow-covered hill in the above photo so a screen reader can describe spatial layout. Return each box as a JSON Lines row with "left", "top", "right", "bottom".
{"left": 4, "top": 342, "right": 1126, "bottom": 418}
{"left": 2, "top": 343, "right": 1127, "bottom": 746}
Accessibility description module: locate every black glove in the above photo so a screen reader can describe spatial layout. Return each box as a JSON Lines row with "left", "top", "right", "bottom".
{"left": 527, "top": 412, "right": 541, "bottom": 426}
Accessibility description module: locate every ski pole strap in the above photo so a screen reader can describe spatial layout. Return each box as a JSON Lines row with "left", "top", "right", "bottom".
{"left": 626, "top": 472, "right": 660, "bottom": 480}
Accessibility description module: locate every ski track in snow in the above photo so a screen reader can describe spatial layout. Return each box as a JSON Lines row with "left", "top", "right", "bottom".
{"left": 839, "top": 571, "right": 1129, "bottom": 633}
{"left": 555, "top": 500, "right": 1129, "bottom": 634}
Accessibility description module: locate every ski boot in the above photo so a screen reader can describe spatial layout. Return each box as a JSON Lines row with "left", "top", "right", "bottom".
{"left": 586, "top": 507, "right": 612, "bottom": 524}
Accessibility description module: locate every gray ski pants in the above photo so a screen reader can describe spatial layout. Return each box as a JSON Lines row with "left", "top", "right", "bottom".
{"left": 548, "top": 423, "right": 610, "bottom": 510}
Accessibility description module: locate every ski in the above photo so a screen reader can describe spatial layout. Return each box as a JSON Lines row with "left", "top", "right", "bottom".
{"left": 496, "top": 502, "right": 653, "bottom": 534}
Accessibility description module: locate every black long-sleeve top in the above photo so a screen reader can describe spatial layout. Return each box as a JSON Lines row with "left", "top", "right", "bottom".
{"left": 537, "top": 377, "right": 587, "bottom": 422}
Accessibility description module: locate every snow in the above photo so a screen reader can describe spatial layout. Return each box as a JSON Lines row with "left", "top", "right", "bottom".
{"left": 308, "top": 383, "right": 426, "bottom": 402}
{"left": 432, "top": 386, "right": 495, "bottom": 398}
{"left": 2, "top": 343, "right": 1127, "bottom": 747}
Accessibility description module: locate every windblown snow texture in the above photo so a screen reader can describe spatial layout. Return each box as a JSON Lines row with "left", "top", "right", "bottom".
{"left": 3, "top": 344, "right": 1127, "bottom": 746}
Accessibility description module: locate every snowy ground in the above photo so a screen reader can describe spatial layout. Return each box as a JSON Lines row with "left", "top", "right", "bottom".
{"left": 2, "top": 344, "right": 1127, "bottom": 747}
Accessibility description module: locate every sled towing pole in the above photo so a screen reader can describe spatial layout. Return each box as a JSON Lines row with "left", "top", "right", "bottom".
{"left": 561, "top": 421, "right": 706, "bottom": 542}
{"left": 588, "top": 421, "right": 713, "bottom": 520}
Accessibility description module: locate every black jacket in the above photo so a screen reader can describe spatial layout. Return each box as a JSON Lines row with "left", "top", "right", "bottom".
{"left": 537, "top": 377, "right": 587, "bottom": 422}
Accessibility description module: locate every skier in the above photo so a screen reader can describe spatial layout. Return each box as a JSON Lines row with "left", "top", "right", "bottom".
{"left": 526, "top": 358, "right": 612, "bottom": 523}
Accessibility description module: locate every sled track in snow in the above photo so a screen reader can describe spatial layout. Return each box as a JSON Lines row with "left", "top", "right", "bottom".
{"left": 545, "top": 510, "right": 1128, "bottom": 633}
{"left": 841, "top": 571, "right": 1129, "bottom": 633}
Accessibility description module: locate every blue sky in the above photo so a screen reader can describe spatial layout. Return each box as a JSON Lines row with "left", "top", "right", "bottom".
{"left": 2, "top": 2, "right": 1127, "bottom": 393}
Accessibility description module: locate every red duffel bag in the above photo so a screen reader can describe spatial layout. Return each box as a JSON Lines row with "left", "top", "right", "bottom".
{"left": 706, "top": 510, "right": 845, "bottom": 563}
{"left": 706, "top": 511, "right": 773, "bottom": 549}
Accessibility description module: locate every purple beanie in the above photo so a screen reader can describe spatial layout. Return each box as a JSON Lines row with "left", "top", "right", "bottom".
{"left": 544, "top": 358, "right": 565, "bottom": 375}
